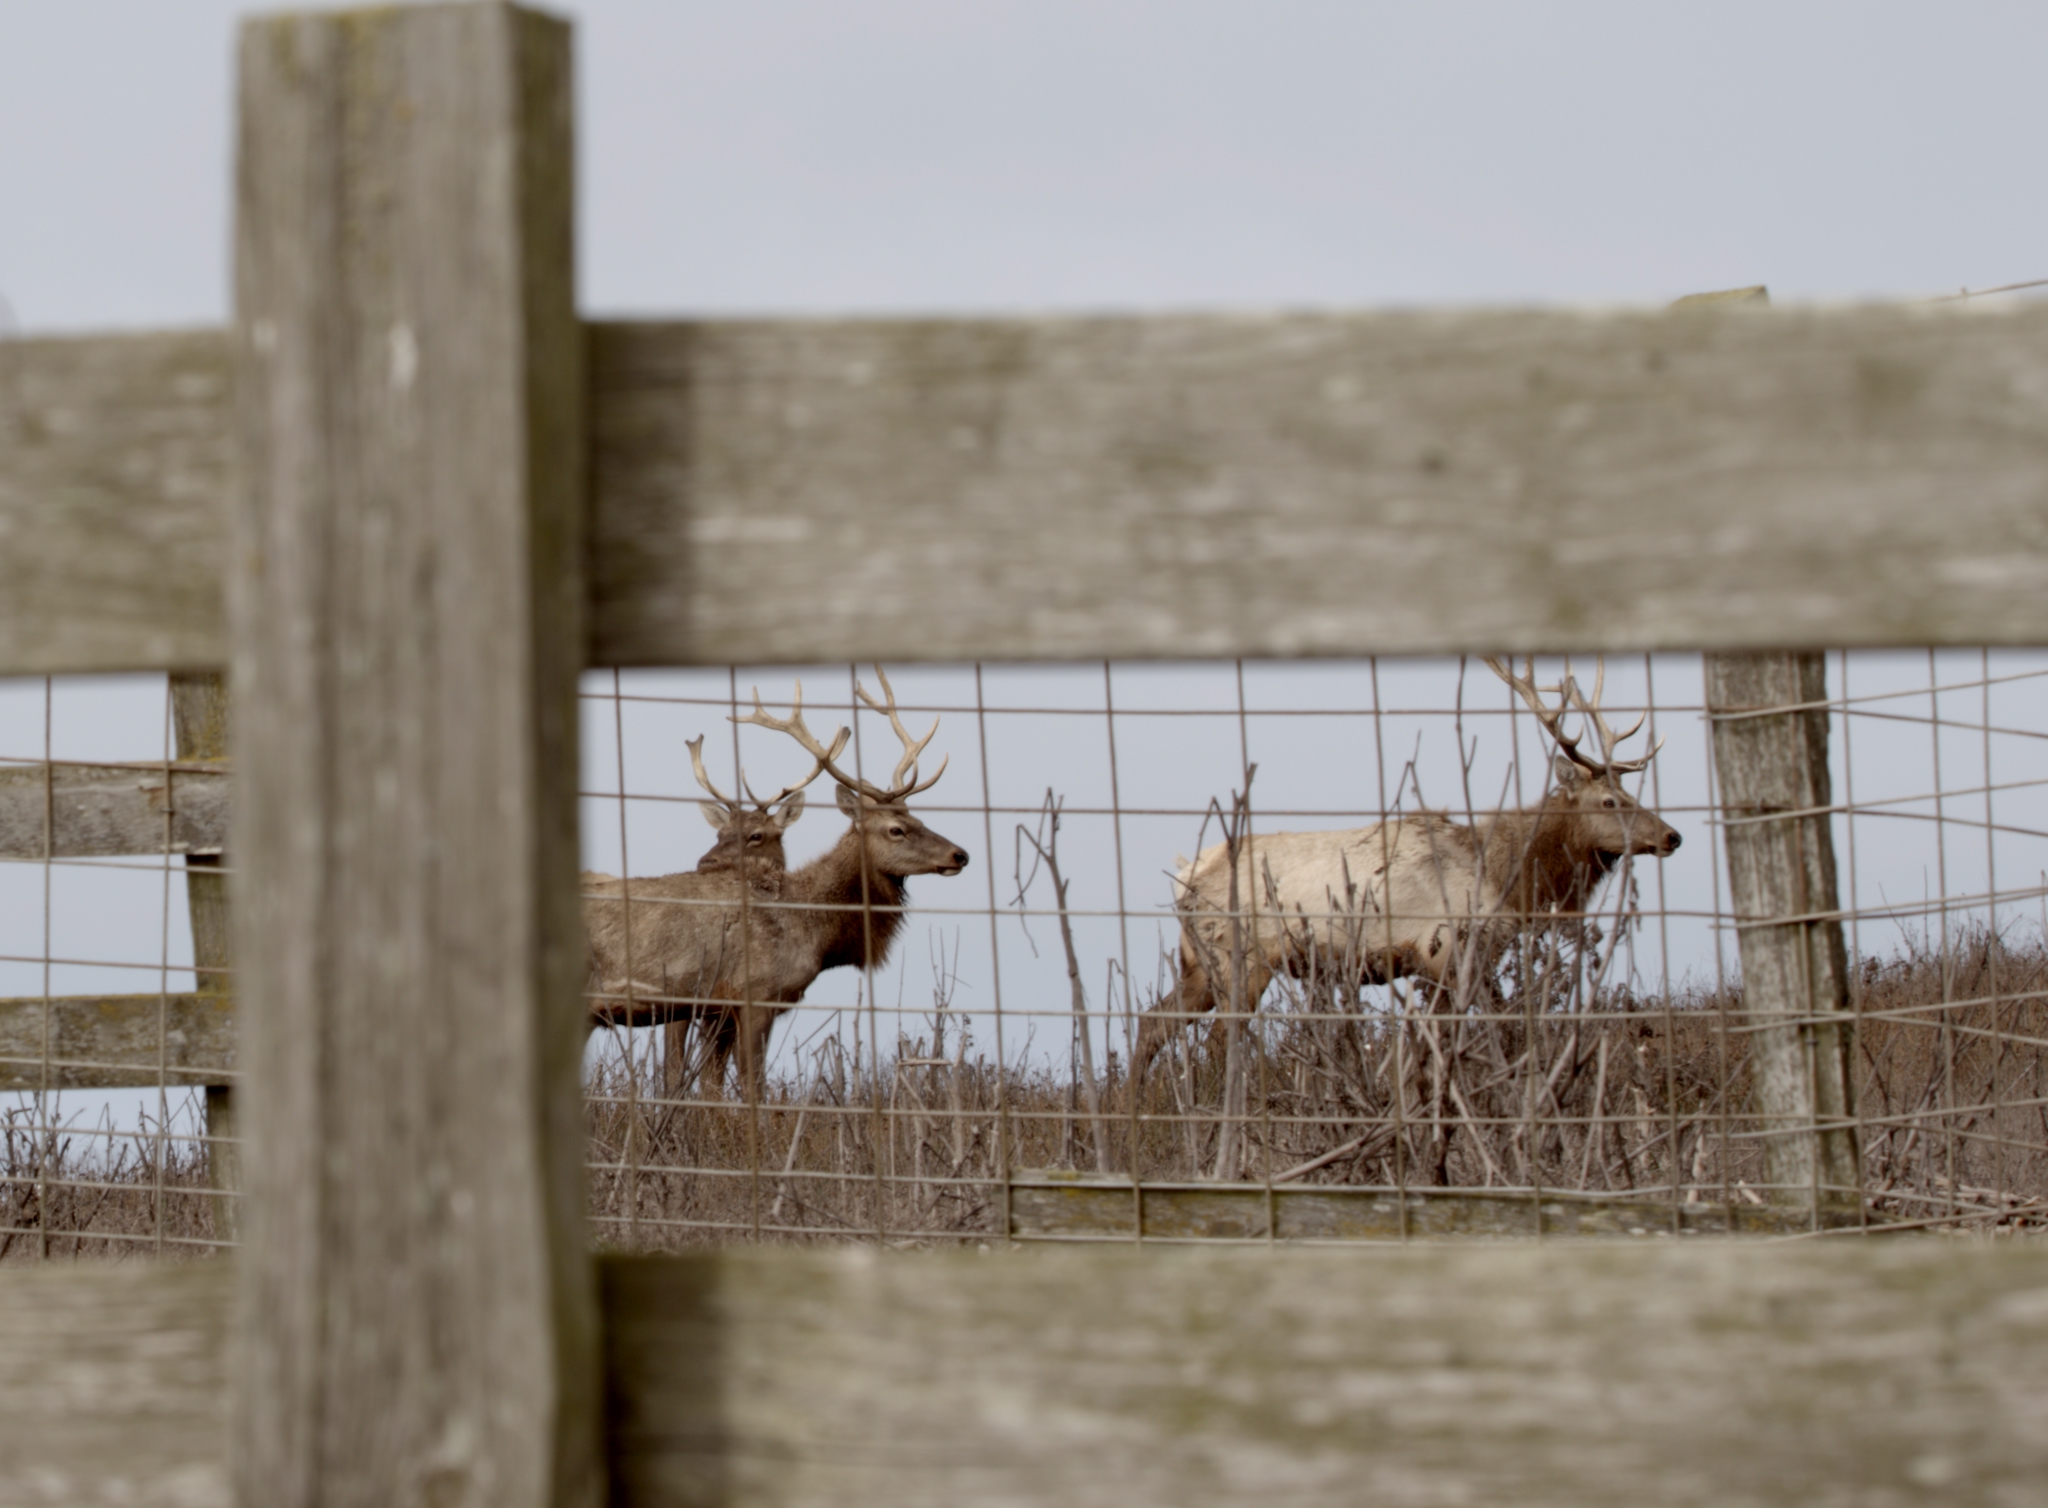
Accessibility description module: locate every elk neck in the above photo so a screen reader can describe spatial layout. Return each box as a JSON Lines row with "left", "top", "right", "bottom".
{"left": 1476, "top": 798, "right": 1619, "bottom": 915}
{"left": 784, "top": 823, "right": 913, "bottom": 973}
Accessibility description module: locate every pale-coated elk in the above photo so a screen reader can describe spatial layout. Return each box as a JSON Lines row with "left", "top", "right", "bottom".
{"left": 584, "top": 670, "right": 970, "bottom": 1093}
{"left": 1133, "top": 657, "right": 1681, "bottom": 1079}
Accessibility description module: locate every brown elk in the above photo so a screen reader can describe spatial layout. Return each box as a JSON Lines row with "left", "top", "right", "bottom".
{"left": 1133, "top": 657, "right": 1681, "bottom": 1079}
{"left": 685, "top": 732, "right": 828, "bottom": 887}
{"left": 663, "top": 732, "right": 840, "bottom": 1083}
{"left": 584, "top": 670, "right": 970, "bottom": 1092}
{"left": 581, "top": 724, "right": 845, "bottom": 1087}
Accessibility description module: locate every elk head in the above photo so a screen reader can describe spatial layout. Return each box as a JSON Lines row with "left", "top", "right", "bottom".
{"left": 1485, "top": 656, "right": 1683, "bottom": 864}
{"left": 687, "top": 722, "right": 847, "bottom": 879}
{"left": 738, "top": 668, "right": 970, "bottom": 882}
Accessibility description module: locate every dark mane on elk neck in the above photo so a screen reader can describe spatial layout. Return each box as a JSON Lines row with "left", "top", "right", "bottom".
{"left": 1133, "top": 655, "right": 1681, "bottom": 1080}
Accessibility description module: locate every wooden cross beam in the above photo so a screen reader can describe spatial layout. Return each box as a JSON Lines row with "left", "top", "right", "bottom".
{"left": 11, "top": 298, "right": 2048, "bottom": 678}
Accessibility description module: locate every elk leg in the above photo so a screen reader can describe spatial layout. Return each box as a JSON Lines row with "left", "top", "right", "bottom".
{"left": 1134, "top": 939, "right": 1230, "bottom": 1082}
{"left": 696, "top": 1007, "right": 741, "bottom": 1098}
{"left": 661, "top": 1018, "right": 693, "bottom": 1096}
{"left": 730, "top": 1002, "right": 777, "bottom": 1101}
{"left": 1201, "top": 953, "right": 1275, "bottom": 1063}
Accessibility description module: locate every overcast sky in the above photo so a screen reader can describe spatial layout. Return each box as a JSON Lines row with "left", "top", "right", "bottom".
{"left": 6, "top": 0, "right": 2048, "bottom": 334}
{"left": 7, "top": 1, "right": 2048, "bottom": 1125}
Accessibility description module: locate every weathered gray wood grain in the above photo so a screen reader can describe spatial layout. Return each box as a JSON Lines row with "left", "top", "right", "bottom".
{"left": 172, "top": 672, "right": 239, "bottom": 1242}
{"left": 231, "top": 8, "right": 599, "bottom": 1507}
{"left": 1706, "top": 652, "right": 1861, "bottom": 1208}
{"left": 0, "top": 991, "right": 235, "bottom": 1090}
{"left": 587, "top": 302, "right": 2048, "bottom": 665}
{"left": 17, "top": 301, "right": 2048, "bottom": 673}
{"left": 604, "top": 1243, "right": 2048, "bottom": 1508}
{"left": 12, "top": 1244, "right": 2048, "bottom": 1508}
{"left": 0, "top": 1260, "right": 231, "bottom": 1508}
{"left": 1007, "top": 1176, "right": 1845, "bottom": 1240}
{"left": 0, "top": 330, "right": 230, "bottom": 676}
{"left": 0, "top": 760, "right": 228, "bottom": 858}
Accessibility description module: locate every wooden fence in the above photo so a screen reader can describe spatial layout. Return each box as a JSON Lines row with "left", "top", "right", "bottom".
{"left": 2, "top": 4, "right": 2046, "bottom": 1504}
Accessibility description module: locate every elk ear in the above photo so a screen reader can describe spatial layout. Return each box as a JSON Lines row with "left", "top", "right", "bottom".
{"left": 1551, "top": 754, "right": 1588, "bottom": 790}
{"left": 699, "top": 801, "right": 728, "bottom": 828}
{"left": 774, "top": 789, "right": 806, "bottom": 828}
{"left": 835, "top": 784, "right": 863, "bottom": 818}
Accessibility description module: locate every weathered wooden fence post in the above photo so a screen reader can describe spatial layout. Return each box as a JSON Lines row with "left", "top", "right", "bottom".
{"left": 169, "top": 670, "right": 238, "bottom": 1243}
{"left": 230, "top": 6, "right": 598, "bottom": 1505}
{"left": 1704, "top": 651, "right": 1861, "bottom": 1215}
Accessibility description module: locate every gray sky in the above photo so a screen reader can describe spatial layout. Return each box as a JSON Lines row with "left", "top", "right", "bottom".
{"left": 7, "top": 1, "right": 2048, "bottom": 1125}
{"left": 6, "top": 0, "right": 2047, "bottom": 333}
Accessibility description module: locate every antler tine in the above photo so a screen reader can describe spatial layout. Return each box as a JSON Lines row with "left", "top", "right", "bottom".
{"left": 748, "top": 727, "right": 852, "bottom": 807}
{"left": 1563, "top": 659, "right": 1664, "bottom": 774}
{"left": 854, "top": 665, "right": 950, "bottom": 799}
{"left": 686, "top": 735, "right": 740, "bottom": 812}
{"left": 732, "top": 682, "right": 865, "bottom": 797}
{"left": 1483, "top": 655, "right": 1598, "bottom": 773}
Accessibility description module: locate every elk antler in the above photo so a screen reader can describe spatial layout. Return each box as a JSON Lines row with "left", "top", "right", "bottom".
{"left": 1561, "top": 660, "right": 1664, "bottom": 775}
{"left": 687, "top": 735, "right": 742, "bottom": 816}
{"left": 689, "top": 724, "right": 843, "bottom": 815}
{"left": 732, "top": 682, "right": 859, "bottom": 800}
{"left": 737, "top": 669, "right": 947, "bottom": 804}
{"left": 1482, "top": 656, "right": 1663, "bottom": 778}
{"left": 853, "top": 666, "right": 949, "bottom": 800}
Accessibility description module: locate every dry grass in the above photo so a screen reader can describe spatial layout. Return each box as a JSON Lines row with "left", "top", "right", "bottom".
{"left": 584, "top": 923, "right": 2048, "bottom": 1248}
{"left": 10, "top": 927, "right": 2047, "bottom": 1257}
{"left": 0, "top": 1102, "right": 221, "bottom": 1261}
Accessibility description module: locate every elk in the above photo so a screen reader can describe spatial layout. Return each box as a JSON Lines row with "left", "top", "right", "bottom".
{"left": 581, "top": 724, "right": 845, "bottom": 1088}
{"left": 685, "top": 732, "right": 823, "bottom": 887}
{"left": 1133, "top": 657, "right": 1681, "bottom": 1079}
{"left": 583, "top": 669, "right": 970, "bottom": 1092}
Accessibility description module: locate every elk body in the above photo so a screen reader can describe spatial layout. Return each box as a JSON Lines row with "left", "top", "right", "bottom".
{"left": 584, "top": 672, "right": 970, "bottom": 1092}
{"left": 1133, "top": 659, "right": 1681, "bottom": 1079}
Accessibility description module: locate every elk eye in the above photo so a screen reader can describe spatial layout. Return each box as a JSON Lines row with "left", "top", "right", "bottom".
{"left": 747, "top": 834, "right": 762, "bottom": 844}
{"left": 888, "top": 826, "right": 906, "bottom": 838}
{"left": 1602, "top": 797, "right": 1618, "bottom": 808}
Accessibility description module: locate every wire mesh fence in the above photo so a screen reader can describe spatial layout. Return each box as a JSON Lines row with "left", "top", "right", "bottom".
{"left": 575, "top": 651, "right": 2048, "bottom": 1247}
{"left": 0, "top": 672, "right": 232, "bottom": 1258}
{"left": 7, "top": 651, "right": 2048, "bottom": 1256}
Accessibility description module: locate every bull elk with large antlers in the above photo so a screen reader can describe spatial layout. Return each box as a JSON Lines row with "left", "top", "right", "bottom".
{"left": 1133, "top": 657, "right": 1681, "bottom": 1079}
{"left": 583, "top": 670, "right": 970, "bottom": 1092}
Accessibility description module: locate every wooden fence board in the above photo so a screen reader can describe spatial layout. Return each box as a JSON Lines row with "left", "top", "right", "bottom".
{"left": 0, "top": 761, "right": 227, "bottom": 859}
{"left": 1006, "top": 1176, "right": 1845, "bottom": 1240}
{"left": 0, "top": 991, "right": 235, "bottom": 1089}
{"left": 602, "top": 1242, "right": 2048, "bottom": 1508}
{"left": 1706, "top": 652, "right": 1861, "bottom": 1208}
{"left": 10, "top": 1243, "right": 2048, "bottom": 1508}
{"left": 0, "top": 1261, "right": 230, "bottom": 1508}
{"left": 171, "top": 671, "right": 241, "bottom": 1240}
{"left": 230, "top": 8, "right": 600, "bottom": 1506}
{"left": 13, "top": 303, "right": 2048, "bottom": 674}
{"left": 590, "top": 302, "right": 2048, "bottom": 663}
{"left": 0, "top": 331, "right": 231, "bottom": 676}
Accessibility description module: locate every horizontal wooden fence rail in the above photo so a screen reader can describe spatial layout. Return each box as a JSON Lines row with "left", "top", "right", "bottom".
{"left": 0, "top": 760, "right": 228, "bottom": 859}
{"left": 9, "top": 1243, "right": 2048, "bottom": 1508}
{"left": 11, "top": 303, "right": 2048, "bottom": 676}
{"left": 1004, "top": 1174, "right": 1846, "bottom": 1240}
{"left": 0, "top": 991, "right": 235, "bottom": 1090}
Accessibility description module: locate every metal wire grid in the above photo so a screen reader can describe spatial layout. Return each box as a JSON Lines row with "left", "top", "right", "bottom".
{"left": 574, "top": 652, "right": 2048, "bottom": 1247}
{"left": 0, "top": 673, "right": 232, "bottom": 1258}
{"left": 5, "top": 651, "right": 2046, "bottom": 1257}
